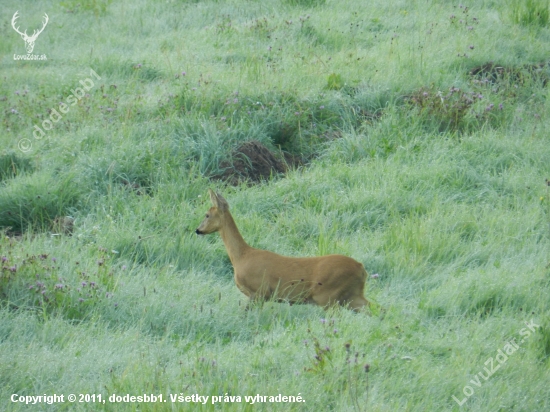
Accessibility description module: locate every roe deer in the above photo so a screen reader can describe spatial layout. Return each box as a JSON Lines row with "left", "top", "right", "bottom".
{"left": 195, "top": 190, "right": 370, "bottom": 311}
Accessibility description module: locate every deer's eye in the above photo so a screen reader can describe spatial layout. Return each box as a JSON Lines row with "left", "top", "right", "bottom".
{"left": 206, "top": 214, "right": 210, "bottom": 218}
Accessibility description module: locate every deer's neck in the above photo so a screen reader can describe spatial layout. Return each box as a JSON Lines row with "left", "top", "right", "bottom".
{"left": 219, "top": 212, "right": 251, "bottom": 264}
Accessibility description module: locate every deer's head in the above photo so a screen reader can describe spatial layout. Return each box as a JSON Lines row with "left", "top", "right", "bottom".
{"left": 195, "top": 190, "right": 229, "bottom": 235}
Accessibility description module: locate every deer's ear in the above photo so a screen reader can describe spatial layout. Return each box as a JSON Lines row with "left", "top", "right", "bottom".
{"left": 208, "top": 189, "right": 218, "bottom": 207}
{"left": 215, "top": 192, "right": 229, "bottom": 212}
{"left": 208, "top": 189, "right": 229, "bottom": 211}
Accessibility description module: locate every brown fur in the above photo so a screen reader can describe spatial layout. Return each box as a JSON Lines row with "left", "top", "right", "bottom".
{"left": 196, "top": 190, "right": 369, "bottom": 311}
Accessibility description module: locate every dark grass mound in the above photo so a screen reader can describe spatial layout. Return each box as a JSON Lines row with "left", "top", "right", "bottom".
{"left": 469, "top": 62, "right": 548, "bottom": 86}
{"left": 0, "top": 153, "right": 34, "bottom": 182}
{"left": 404, "top": 61, "right": 548, "bottom": 133}
{"left": 0, "top": 174, "right": 83, "bottom": 236}
{"left": 214, "top": 141, "right": 291, "bottom": 185}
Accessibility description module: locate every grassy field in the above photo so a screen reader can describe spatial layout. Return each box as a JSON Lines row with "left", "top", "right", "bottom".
{"left": 1, "top": 0, "right": 550, "bottom": 410}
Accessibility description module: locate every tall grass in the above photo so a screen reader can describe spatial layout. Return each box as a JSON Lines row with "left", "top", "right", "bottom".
{"left": 509, "top": 0, "right": 550, "bottom": 27}
{"left": 1, "top": 0, "right": 550, "bottom": 410}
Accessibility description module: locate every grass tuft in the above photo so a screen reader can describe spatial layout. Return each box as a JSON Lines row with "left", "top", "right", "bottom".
{"left": 1, "top": 0, "right": 550, "bottom": 410}
{"left": 509, "top": 0, "right": 550, "bottom": 27}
